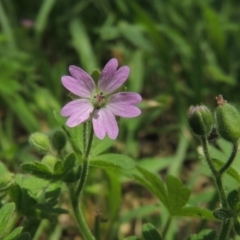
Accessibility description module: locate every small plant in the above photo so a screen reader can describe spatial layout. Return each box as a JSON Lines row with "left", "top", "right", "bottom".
{"left": 1, "top": 58, "right": 240, "bottom": 240}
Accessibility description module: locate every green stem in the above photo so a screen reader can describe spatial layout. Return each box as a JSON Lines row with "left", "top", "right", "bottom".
{"left": 69, "top": 185, "right": 95, "bottom": 240}
{"left": 68, "top": 123, "right": 95, "bottom": 240}
{"left": 218, "top": 219, "right": 232, "bottom": 240}
{"left": 201, "top": 137, "right": 239, "bottom": 240}
{"left": 83, "top": 122, "right": 88, "bottom": 154}
{"left": 217, "top": 142, "right": 238, "bottom": 240}
{"left": 201, "top": 137, "right": 228, "bottom": 236}
{"left": 200, "top": 137, "right": 218, "bottom": 177}
{"left": 201, "top": 137, "right": 226, "bottom": 206}
{"left": 76, "top": 123, "right": 94, "bottom": 196}
{"left": 162, "top": 216, "right": 172, "bottom": 239}
{"left": 219, "top": 141, "right": 238, "bottom": 176}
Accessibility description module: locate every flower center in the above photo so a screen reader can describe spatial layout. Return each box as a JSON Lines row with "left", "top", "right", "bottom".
{"left": 93, "top": 92, "right": 106, "bottom": 108}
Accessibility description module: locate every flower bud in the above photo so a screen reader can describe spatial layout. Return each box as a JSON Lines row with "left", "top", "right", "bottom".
{"left": 0, "top": 172, "right": 14, "bottom": 192}
{"left": 188, "top": 105, "right": 214, "bottom": 137}
{"left": 29, "top": 132, "right": 51, "bottom": 154}
{"left": 51, "top": 131, "right": 66, "bottom": 151}
{"left": 42, "top": 155, "right": 58, "bottom": 170}
{"left": 214, "top": 95, "right": 240, "bottom": 143}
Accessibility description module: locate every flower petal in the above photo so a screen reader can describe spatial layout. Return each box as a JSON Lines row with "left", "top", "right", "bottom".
{"left": 98, "top": 58, "right": 118, "bottom": 92}
{"left": 61, "top": 99, "right": 94, "bottom": 127}
{"left": 107, "top": 103, "right": 141, "bottom": 118}
{"left": 109, "top": 92, "right": 142, "bottom": 105}
{"left": 61, "top": 75, "right": 93, "bottom": 98}
{"left": 101, "top": 66, "right": 130, "bottom": 94}
{"left": 92, "top": 108, "right": 118, "bottom": 139}
{"left": 64, "top": 65, "right": 95, "bottom": 96}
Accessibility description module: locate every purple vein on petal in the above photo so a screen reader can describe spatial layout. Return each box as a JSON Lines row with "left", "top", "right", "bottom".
{"left": 69, "top": 65, "right": 95, "bottom": 94}
{"left": 109, "top": 92, "right": 142, "bottom": 105}
{"left": 107, "top": 103, "right": 141, "bottom": 118}
{"left": 61, "top": 99, "right": 94, "bottom": 127}
{"left": 98, "top": 58, "right": 118, "bottom": 93}
{"left": 61, "top": 76, "right": 92, "bottom": 98}
{"left": 102, "top": 66, "right": 130, "bottom": 94}
{"left": 101, "top": 108, "right": 118, "bottom": 139}
{"left": 92, "top": 108, "right": 118, "bottom": 139}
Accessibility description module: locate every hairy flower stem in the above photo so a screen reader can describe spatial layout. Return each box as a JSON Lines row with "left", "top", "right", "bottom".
{"left": 83, "top": 122, "right": 88, "bottom": 154}
{"left": 69, "top": 185, "right": 95, "bottom": 240}
{"left": 69, "top": 123, "right": 95, "bottom": 240}
{"left": 201, "top": 137, "right": 239, "bottom": 240}
{"left": 219, "top": 142, "right": 239, "bottom": 176}
{"left": 217, "top": 142, "right": 238, "bottom": 240}
{"left": 77, "top": 123, "right": 94, "bottom": 196}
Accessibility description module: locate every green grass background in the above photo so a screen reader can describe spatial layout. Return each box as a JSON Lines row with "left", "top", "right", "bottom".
{"left": 1, "top": 0, "right": 240, "bottom": 239}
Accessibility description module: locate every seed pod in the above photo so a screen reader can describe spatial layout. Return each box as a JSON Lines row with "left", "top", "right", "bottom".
{"left": 29, "top": 132, "right": 51, "bottom": 154}
{"left": 214, "top": 95, "right": 240, "bottom": 143}
{"left": 188, "top": 105, "right": 214, "bottom": 137}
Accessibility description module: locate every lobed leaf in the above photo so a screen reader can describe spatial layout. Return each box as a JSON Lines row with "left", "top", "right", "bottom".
{"left": 90, "top": 154, "right": 136, "bottom": 175}
{"left": 166, "top": 175, "right": 190, "bottom": 213}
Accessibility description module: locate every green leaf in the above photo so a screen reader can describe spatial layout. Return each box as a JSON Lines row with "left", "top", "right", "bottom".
{"left": 186, "top": 229, "right": 217, "bottom": 240}
{"left": 90, "top": 154, "right": 136, "bottom": 174}
{"left": 3, "top": 227, "right": 23, "bottom": 240}
{"left": 135, "top": 167, "right": 168, "bottom": 208}
{"left": 142, "top": 223, "right": 162, "bottom": 240}
{"left": 45, "top": 187, "right": 61, "bottom": 203}
{"left": 166, "top": 175, "right": 190, "bottom": 213}
{"left": 105, "top": 171, "right": 121, "bottom": 221}
{"left": 0, "top": 203, "right": 16, "bottom": 238}
{"left": 14, "top": 175, "right": 49, "bottom": 196}
{"left": 213, "top": 208, "right": 235, "bottom": 220}
{"left": 21, "top": 158, "right": 72, "bottom": 181}
{"left": 21, "top": 162, "right": 53, "bottom": 179}
{"left": 228, "top": 189, "right": 240, "bottom": 210}
{"left": 174, "top": 207, "right": 215, "bottom": 220}
{"left": 91, "top": 137, "right": 114, "bottom": 157}
{"left": 53, "top": 161, "right": 64, "bottom": 174}
{"left": 0, "top": 162, "right": 14, "bottom": 192}
{"left": 63, "top": 152, "right": 76, "bottom": 172}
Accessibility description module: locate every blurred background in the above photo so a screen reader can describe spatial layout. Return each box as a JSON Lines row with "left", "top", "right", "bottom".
{"left": 1, "top": 0, "right": 240, "bottom": 239}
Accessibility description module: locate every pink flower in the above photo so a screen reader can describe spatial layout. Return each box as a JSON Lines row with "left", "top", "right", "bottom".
{"left": 61, "top": 58, "right": 142, "bottom": 139}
